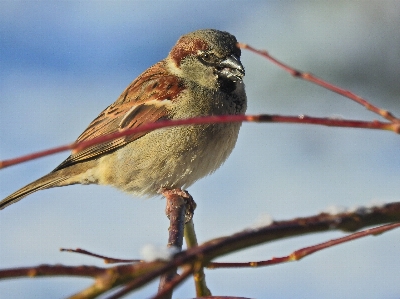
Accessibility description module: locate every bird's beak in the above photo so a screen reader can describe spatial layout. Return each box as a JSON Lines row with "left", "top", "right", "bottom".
{"left": 217, "top": 55, "right": 245, "bottom": 82}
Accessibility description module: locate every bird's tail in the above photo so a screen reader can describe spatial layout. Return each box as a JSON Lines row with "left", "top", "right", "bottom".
{"left": 0, "top": 172, "right": 69, "bottom": 210}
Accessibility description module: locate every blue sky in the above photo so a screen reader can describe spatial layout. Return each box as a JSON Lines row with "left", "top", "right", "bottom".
{"left": 1, "top": 1, "right": 400, "bottom": 298}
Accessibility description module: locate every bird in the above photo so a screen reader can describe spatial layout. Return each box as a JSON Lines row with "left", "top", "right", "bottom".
{"left": 0, "top": 29, "right": 247, "bottom": 210}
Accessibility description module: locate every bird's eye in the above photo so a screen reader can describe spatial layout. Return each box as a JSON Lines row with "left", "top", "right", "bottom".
{"left": 199, "top": 52, "right": 215, "bottom": 64}
{"left": 202, "top": 53, "right": 210, "bottom": 60}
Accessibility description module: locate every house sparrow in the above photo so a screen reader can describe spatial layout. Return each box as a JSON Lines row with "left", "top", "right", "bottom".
{"left": 0, "top": 29, "right": 247, "bottom": 210}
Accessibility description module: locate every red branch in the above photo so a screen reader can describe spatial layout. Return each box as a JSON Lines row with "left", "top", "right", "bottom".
{"left": 238, "top": 43, "right": 400, "bottom": 123}
{"left": 1, "top": 114, "right": 398, "bottom": 170}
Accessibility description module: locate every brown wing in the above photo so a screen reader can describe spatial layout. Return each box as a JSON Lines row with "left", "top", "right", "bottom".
{"left": 53, "top": 61, "right": 185, "bottom": 171}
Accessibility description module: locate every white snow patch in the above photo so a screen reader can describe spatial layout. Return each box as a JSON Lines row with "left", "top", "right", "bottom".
{"left": 250, "top": 212, "right": 274, "bottom": 229}
{"left": 324, "top": 205, "right": 347, "bottom": 215}
{"left": 140, "top": 244, "right": 179, "bottom": 262}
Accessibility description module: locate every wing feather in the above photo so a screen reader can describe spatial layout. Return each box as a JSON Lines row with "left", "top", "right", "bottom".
{"left": 53, "top": 61, "right": 185, "bottom": 172}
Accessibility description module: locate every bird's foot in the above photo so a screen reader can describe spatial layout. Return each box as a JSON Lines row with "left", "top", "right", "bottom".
{"left": 159, "top": 188, "right": 197, "bottom": 223}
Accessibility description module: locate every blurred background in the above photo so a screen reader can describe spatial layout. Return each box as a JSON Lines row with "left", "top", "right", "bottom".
{"left": 1, "top": 1, "right": 400, "bottom": 298}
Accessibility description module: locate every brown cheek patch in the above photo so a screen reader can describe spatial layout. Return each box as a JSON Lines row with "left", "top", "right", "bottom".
{"left": 169, "top": 36, "right": 208, "bottom": 66}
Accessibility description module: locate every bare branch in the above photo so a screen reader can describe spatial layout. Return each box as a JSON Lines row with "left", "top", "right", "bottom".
{"left": 185, "top": 219, "right": 211, "bottom": 297}
{"left": 238, "top": 43, "right": 400, "bottom": 123}
{"left": 157, "top": 189, "right": 190, "bottom": 299}
{"left": 1, "top": 202, "right": 399, "bottom": 297}
{"left": 152, "top": 266, "right": 193, "bottom": 299}
{"left": 207, "top": 222, "right": 400, "bottom": 269}
{"left": 1, "top": 115, "right": 398, "bottom": 170}
{"left": 60, "top": 248, "right": 141, "bottom": 264}
{"left": 0, "top": 264, "right": 105, "bottom": 279}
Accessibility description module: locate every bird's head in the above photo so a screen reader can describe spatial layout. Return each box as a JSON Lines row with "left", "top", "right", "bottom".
{"left": 166, "top": 29, "right": 245, "bottom": 92}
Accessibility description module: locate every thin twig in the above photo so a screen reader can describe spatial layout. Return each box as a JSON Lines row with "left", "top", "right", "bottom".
{"left": 106, "top": 202, "right": 400, "bottom": 298}
{"left": 0, "top": 264, "right": 106, "bottom": 279}
{"left": 67, "top": 261, "right": 166, "bottom": 299}
{"left": 151, "top": 266, "right": 194, "bottom": 299}
{"left": 2, "top": 202, "right": 400, "bottom": 298}
{"left": 1, "top": 114, "right": 398, "bottom": 170}
{"left": 238, "top": 43, "right": 400, "bottom": 123}
{"left": 60, "top": 248, "right": 141, "bottom": 264}
{"left": 184, "top": 219, "right": 211, "bottom": 297}
{"left": 207, "top": 222, "right": 400, "bottom": 268}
